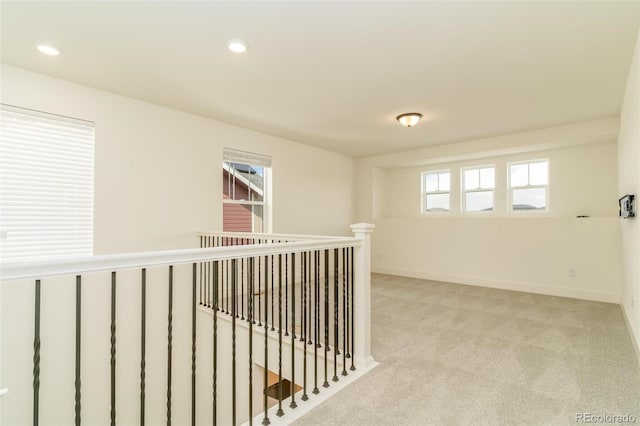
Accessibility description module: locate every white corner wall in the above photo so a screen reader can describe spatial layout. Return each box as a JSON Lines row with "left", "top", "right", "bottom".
{"left": 617, "top": 28, "right": 640, "bottom": 356}
{"left": 356, "top": 119, "right": 622, "bottom": 303}
{"left": 0, "top": 64, "right": 355, "bottom": 254}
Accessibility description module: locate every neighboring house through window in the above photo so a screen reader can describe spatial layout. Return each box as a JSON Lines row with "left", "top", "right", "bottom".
{"left": 222, "top": 148, "right": 271, "bottom": 232}
{"left": 0, "top": 104, "right": 95, "bottom": 262}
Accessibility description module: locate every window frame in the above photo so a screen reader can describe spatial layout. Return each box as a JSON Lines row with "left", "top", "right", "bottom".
{"left": 421, "top": 169, "right": 451, "bottom": 214}
{"left": 507, "top": 159, "right": 550, "bottom": 213}
{"left": 222, "top": 149, "right": 272, "bottom": 233}
{"left": 461, "top": 165, "right": 496, "bottom": 214}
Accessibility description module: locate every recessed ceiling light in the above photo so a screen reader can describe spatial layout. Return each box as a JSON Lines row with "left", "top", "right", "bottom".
{"left": 226, "top": 39, "right": 248, "bottom": 53}
{"left": 37, "top": 45, "right": 60, "bottom": 56}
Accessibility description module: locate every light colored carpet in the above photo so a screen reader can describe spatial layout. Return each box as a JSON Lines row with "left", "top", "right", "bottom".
{"left": 294, "top": 274, "right": 640, "bottom": 425}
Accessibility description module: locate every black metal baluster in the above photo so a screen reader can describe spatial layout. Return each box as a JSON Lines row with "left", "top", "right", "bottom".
{"left": 333, "top": 249, "right": 339, "bottom": 382}
{"left": 140, "top": 270, "right": 146, "bottom": 426}
{"left": 300, "top": 250, "right": 305, "bottom": 343}
{"left": 205, "top": 238, "right": 208, "bottom": 307}
{"left": 350, "top": 247, "right": 355, "bottom": 371}
{"left": 225, "top": 259, "right": 229, "bottom": 314}
{"left": 204, "top": 238, "right": 208, "bottom": 307}
{"left": 290, "top": 253, "right": 297, "bottom": 409}
{"left": 336, "top": 250, "right": 341, "bottom": 353}
{"left": 316, "top": 251, "right": 321, "bottom": 350}
{"left": 167, "top": 266, "right": 173, "bottom": 426}
{"left": 313, "top": 251, "right": 319, "bottom": 395}
{"left": 285, "top": 254, "right": 289, "bottom": 337}
{"left": 262, "top": 255, "right": 270, "bottom": 426}
{"left": 271, "top": 255, "right": 275, "bottom": 331}
{"left": 199, "top": 236, "right": 203, "bottom": 306}
{"left": 75, "top": 276, "right": 82, "bottom": 426}
{"left": 222, "top": 256, "right": 225, "bottom": 313}
{"left": 258, "top": 243, "right": 262, "bottom": 326}
{"left": 231, "top": 259, "right": 237, "bottom": 425}
{"left": 211, "top": 237, "right": 215, "bottom": 307}
{"left": 307, "top": 251, "right": 312, "bottom": 346}
{"left": 323, "top": 250, "right": 329, "bottom": 388}
{"left": 33, "top": 279, "right": 41, "bottom": 426}
{"left": 211, "top": 237, "right": 214, "bottom": 307}
{"left": 342, "top": 248, "right": 347, "bottom": 377}
{"left": 191, "top": 263, "right": 197, "bottom": 426}
{"left": 213, "top": 261, "right": 218, "bottom": 426}
{"left": 248, "top": 257, "right": 254, "bottom": 425}
{"left": 346, "top": 249, "right": 350, "bottom": 363}
{"left": 241, "top": 257, "right": 245, "bottom": 320}
{"left": 277, "top": 254, "right": 284, "bottom": 417}
{"left": 212, "top": 236, "right": 216, "bottom": 312}
{"left": 301, "top": 252, "right": 308, "bottom": 402}
{"left": 110, "top": 272, "right": 116, "bottom": 425}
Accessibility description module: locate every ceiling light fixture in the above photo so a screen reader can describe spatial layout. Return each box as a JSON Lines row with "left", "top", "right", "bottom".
{"left": 396, "top": 112, "right": 423, "bottom": 128}
{"left": 37, "top": 44, "right": 60, "bottom": 56}
{"left": 226, "top": 39, "right": 248, "bottom": 53}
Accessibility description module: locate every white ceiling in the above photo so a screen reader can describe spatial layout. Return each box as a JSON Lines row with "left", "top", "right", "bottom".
{"left": 1, "top": 1, "right": 639, "bottom": 157}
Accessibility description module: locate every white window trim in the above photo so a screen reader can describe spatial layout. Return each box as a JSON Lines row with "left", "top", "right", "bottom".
{"left": 507, "top": 159, "right": 550, "bottom": 214}
{"left": 461, "top": 165, "right": 495, "bottom": 214}
{"left": 222, "top": 148, "right": 272, "bottom": 233}
{"left": 421, "top": 169, "right": 451, "bottom": 215}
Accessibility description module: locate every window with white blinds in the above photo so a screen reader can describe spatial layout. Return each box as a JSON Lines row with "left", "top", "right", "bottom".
{"left": 0, "top": 105, "right": 95, "bottom": 262}
{"left": 222, "top": 148, "right": 271, "bottom": 233}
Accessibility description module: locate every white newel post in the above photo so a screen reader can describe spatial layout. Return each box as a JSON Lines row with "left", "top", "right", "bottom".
{"left": 350, "top": 222, "right": 375, "bottom": 369}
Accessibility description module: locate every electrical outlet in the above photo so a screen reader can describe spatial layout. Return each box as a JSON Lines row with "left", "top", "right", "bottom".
{"left": 568, "top": 268, "right": 577, "bottom": 277}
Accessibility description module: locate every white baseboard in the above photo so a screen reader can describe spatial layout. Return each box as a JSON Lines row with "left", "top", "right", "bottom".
{"left": 372, "top": 266, "right": 620, "bottom": 304}
{"left": 621, "top": 303, "right": 640, "bottom": 366}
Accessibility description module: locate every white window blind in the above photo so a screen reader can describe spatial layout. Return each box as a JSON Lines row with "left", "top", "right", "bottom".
{"left": 223, "top": 148, "right": 272, "bottom": 167}
{"left": 0, "top": 105, "right": 95, "bottom": 262}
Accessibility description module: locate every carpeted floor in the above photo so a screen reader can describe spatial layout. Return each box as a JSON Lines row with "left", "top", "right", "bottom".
{"left": 294, "top": 274, "right": 640, "bottom": 425}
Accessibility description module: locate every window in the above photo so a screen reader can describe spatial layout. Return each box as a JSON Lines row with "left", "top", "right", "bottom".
{"left": 222, "top": 149, "right": 271, "bottom": 232}
{"left": 509, "top": 160, "right": 549, "bottom": 211}
{"left": 0, "top": 105, "right": 94, "bottom": 262}
{"left": 462, "top": 166, "right": 495, "bottom": 212}
{"left": 422, "top": 170, "right": 450, "bottom": 213}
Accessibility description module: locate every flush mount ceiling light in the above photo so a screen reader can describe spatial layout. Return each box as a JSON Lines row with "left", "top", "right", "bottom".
{"left": 396, "top": 112, "right": 423, "bottom": 128}
{"left": 37, "top": 44, "right": 60, "bottom": 56}
{"left": 226, "top": 39, "right": 248, "bottom": 53}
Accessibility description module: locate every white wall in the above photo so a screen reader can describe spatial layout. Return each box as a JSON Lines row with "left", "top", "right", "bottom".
{"left": 617, "top": 29, "right": 640, "bottom": 356}
{"left": 0, "top": 64, "right": 355, "bottom": 254}
{"left": 356, "top": 119, "right": 622, "bottom": 303}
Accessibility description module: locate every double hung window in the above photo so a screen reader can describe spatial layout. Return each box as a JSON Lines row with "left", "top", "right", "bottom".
{"left": 222, "top": 149, "right": 271, "bottom": 232}
{"left": 508, "top": 160, "right": 549, "bottom": 211}
{"left": 462, "top": 166, "right": 495, "bottom": 212}
{"left": 422, "top": 170, "right": 451, "bottom": 213}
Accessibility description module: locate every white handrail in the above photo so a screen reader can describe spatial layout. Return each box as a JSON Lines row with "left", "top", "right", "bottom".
{"left": 0, "top": 237, "right": 360, "bottom": 281}
{"left": 196, "top": 231, "right": 348, "bottom": 241}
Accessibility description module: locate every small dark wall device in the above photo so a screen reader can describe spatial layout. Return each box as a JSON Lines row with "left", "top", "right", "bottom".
{"left": 619, "top": 194, "right": 635, "bottom": 219}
